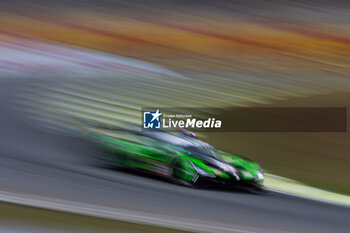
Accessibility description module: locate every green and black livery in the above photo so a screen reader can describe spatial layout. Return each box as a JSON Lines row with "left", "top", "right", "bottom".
{"left": 87, "top": 127, "right": 264, "bottom": 190}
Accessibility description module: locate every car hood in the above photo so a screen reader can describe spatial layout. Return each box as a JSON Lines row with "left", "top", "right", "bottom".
{"left": 186, "top": 150, "right": 263, "bottom": 181}
{"left": 218, "top": 151, "right": 263, "bottom": 181}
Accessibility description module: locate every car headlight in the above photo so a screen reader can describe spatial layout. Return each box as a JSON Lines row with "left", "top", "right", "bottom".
{"left": 256, "top": 171, "right": 264, "bottom": 180}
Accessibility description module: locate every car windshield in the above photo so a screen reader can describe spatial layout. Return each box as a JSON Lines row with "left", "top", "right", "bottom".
{"left": 144, "top": 131, "right": 223, "bottom": 160}
{"left": 144, "top": 131, "right": 194, "bottom": 146}
{"left": 185, "top": 145, "right": 223, "bottom": 160}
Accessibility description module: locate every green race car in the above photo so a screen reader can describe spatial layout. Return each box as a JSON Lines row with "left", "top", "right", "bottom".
{"left": 88, "top": 127, "right": 264, "bottom": 190}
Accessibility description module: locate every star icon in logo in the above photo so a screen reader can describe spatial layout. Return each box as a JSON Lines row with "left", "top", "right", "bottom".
{"left": 150, "top": 109, "right": 162, "bottom": 122}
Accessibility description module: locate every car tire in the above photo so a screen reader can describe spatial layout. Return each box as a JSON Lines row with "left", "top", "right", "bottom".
{"left": 171, "top": 159, "right": 197, "bottom": 188}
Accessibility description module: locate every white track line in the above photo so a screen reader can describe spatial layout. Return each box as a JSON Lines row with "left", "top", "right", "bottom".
{"left": 0, "top": 191, "right": 294, "bottom": 233}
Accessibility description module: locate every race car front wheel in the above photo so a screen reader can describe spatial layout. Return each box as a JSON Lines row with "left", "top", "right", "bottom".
{"left": 171, "top": 159, "right": 197, "bottom": 188}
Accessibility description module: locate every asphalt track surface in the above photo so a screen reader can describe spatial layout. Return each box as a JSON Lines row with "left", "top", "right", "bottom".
{"left": 1, "top": 79, "right": 350, "bottom": 233}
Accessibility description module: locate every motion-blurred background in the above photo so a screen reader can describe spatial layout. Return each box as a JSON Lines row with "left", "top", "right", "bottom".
{"left": 1, "top": 3, "right": 350, "bottom": 232}
{"left": 1, "top": 0, "right": 350, "bottom": 194}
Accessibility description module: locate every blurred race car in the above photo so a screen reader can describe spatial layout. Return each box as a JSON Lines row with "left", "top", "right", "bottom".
{"left": 88, "top": 126, "right": 264, "bottom": 190}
